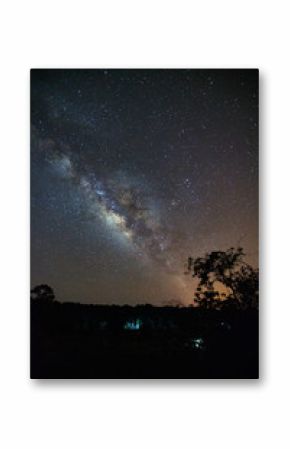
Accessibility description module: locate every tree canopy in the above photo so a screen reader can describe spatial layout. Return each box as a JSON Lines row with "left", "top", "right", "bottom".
{"left": 187, "top": 247, "right": 258, "bottom": 309}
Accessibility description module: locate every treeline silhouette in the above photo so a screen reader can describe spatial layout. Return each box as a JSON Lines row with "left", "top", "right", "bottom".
{"left": 30, "top": 248, "right": 258, "bottom": 378}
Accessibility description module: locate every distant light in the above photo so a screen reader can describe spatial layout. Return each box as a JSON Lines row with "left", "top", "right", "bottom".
{"left": 124, "top": 319, "right": 142, "bottom": 330}
{"left": 220, "top": 321, "right": 231, "bottom": 330}
{"left": 190, "top": 337, "right": 205, "bottom": 349}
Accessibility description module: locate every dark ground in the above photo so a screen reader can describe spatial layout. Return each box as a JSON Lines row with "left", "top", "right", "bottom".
{"left": 31, "top": 302, "right": 258, "bottom": 379}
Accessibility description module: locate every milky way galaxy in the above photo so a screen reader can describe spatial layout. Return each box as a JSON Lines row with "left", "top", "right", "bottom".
{"left": 49, "top": 149, "right": 176, "bottom": 268}
{"left": 31, "top": 69, "right": 258, "bottom": 305}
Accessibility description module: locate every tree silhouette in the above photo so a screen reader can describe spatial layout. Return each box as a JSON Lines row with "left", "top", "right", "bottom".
{"left": 187, "top": 247, "right": 258, "bottom": 309}
{"left": 30, "top": 284, "right": 55, "bottom": 303}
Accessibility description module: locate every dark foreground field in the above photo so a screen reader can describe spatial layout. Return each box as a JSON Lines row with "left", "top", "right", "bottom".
{"left": 31, "top": 302, "right": 258, "bottom": 379}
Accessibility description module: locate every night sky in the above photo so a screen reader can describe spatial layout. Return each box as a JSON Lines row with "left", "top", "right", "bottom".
{"left": 31, "top": 69, "right": 258, "bottom": 305}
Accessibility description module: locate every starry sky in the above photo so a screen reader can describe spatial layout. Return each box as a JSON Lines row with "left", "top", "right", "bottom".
{"left": 31, "top": 69, "right": 258, "bottom": 305}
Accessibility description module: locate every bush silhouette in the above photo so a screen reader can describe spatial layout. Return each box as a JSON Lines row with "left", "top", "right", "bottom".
{"left": 30, "top": 284, "right": 55, "bottom": 303}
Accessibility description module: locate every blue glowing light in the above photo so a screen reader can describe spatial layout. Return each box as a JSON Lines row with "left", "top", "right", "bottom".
{"left": 124, "top": 319, "right": 142, "bottom": 330}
